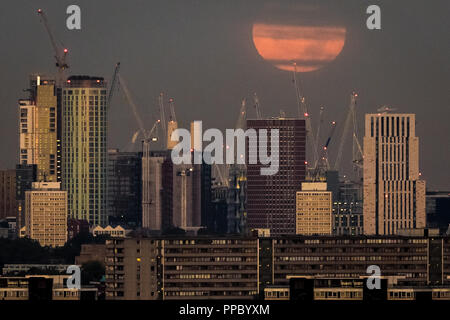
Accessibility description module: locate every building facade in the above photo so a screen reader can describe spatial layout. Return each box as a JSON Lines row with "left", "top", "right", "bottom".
{"left": 0, "top": 169, "right": 16, "bottom": 220}
{"left": 19, "top": 75, "right": 60, "bottom": 182}
{"left": 107, "top": 149, "right": 142, "bottom": 228}
{"left": 333, "top": 180, "right": 363, "bottom": 236}
{"left": 226, "top": 165, "right": 247, "bottom": 234}
{"left": 142, "top": 151, "right": 166, "bottom": 230}
{"left": 296, "top": 182, "right": 332, "bottom": 235}
{"left": 246, "top": 118, "right": 306, "bottom": 236}
{"left": 25, "top": 182, "right": 67, "bottom": 247}
{"left": 15, "top": 164, "right": 37, "bottom": 230}
{"left": 105, "top": 235, "right": 450, "bottom": 300}
{"left": 62, "top": 76, "right": 108, "bottom": 226}
{"left": 363, "top": 113, "right": 426, "bottom": 235}
{"left": 161, "top": 152, "right": 205, "bottom": 231}
{"left": 426, "top": 191, "right": 450, "bottom": 234}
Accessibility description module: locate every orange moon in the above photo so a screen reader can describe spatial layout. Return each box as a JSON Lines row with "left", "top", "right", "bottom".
{"left": 252, "top": 23, "right": 346, "bottom": 72}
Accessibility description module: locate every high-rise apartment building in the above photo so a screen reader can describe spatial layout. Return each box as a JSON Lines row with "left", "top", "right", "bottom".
{"left": 25, "top": 182, "right": 67, "bottom": 247}
{"left": 107, "top": 149, "right": 142, "bottom": 227}
{"left": 363, "top": 113, "right": 426, "bottom": 235}
{"left": 246, "top": 118, "right": 306, "bottom": 235}
{"left": 62, "top": 76, "right": 108, "bottom": 226}
{"left": 296, "top": 182, "right": 332, "bottom": 235}
{"left": 19, "top": 75, "right": 60, "bottom": 182}
{"left": 0, "top": 170, "right": 16, "bottom": 220}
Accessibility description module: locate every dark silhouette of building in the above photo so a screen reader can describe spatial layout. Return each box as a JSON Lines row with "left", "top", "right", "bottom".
{"left": 107, "top": 149, "right": 142, "bottom": 228}
{"left": 67, "top": 218, "right": 90, "bottom": 240}
{"left": 0, "top": 169, "right": 16, "bottom": 221}
{"left": 15, "top": 164, "right": 37, "bottom": 230}
{"left": 209, "top": 186, "right": 228, "bottom": 234}
{"left": 333, "top": 179, "right": 363, "bottom": 236}
{"left": 427, "top": 191, "right": 450, "bottom": 234}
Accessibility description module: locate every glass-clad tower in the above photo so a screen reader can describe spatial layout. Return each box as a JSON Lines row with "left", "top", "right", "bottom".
{"left": 62, "top": 76, "right": 107, "bottom": 226}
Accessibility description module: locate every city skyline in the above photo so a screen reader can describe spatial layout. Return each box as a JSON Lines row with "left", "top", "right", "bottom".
{"left": 0, "top": 0, "right": 448, "bottom": 189}
{"left": 0, "top": 1, "right": 449, "bottom": 307}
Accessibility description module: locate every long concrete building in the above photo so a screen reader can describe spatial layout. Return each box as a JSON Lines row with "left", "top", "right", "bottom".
{"left": 104, "top": 234, "right": 450, "bottom": 300}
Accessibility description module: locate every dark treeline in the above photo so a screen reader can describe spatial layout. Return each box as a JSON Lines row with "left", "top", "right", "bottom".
{"left": 0, "top": 232, "right": 108, "bottom": 269}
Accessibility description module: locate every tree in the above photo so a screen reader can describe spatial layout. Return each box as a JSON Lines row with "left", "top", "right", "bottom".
{"left": 81, "top": 260, "right": 105, "bottom": 285}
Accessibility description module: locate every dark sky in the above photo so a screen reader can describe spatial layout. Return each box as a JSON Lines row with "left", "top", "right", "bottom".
{"left": 0, "top": 0, "right": 449, "bottom": 189}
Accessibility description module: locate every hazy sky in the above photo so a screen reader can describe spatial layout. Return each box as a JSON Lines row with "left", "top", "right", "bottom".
{"left": 0, "top": 0, "right": 449, "bottom": 189}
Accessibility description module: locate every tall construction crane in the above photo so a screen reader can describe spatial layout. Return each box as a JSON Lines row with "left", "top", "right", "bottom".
{"left": 213, "top": 98, "right": 247, "bottom": 188}
{"left": 253, "top": 93, "right": 262, "bottom": 119}
{"left": 166, "top": 98, "right": 179, "bottom": 150}
{"left": 37, "top": 8, "right": 69, "bottom": 86}
{"left": 168, "top": 98, "right": 177, "bottom": 122}
{"left": 118, "top": 73, "right": 160, "bottom": 228}
{"left": 334, "top": 92, "right": 363, "bottom": 178}
{"left": 107, "top": 62, "right": 121, "bottom": 107}
{"left": 292, "top": 62, "right": 318, "bottom": 166}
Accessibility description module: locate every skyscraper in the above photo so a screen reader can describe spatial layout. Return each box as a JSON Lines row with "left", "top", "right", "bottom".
{"left": 25, "top": 182, "right": 67, "bottom": 247}
{"left": 19, "top": 75, "right": 60, "bottom": 182}
{"left": 107, "top": 149, "right": 142, "bottom": 228}
{"left": 62, "top": 76, "right": 108, "bottom": 226}
{"left": 246, "top": 118, "right": 306, "bottom": 236}
{"left": 363, "top": 113, "right": 426, "bottom": 235}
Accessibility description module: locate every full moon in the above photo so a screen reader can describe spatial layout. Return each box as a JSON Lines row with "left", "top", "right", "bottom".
{"left": 252, "top": 23, "right": 346, "bottom": 72}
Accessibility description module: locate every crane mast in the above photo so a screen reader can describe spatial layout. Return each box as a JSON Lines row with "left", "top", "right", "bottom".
{"left": 107, "top": 62, "right": 121, "bottom": 107}
{"left": 168, "top": 98, "right": 177, "bottom": 122}
{"left": 166, "top": 97, "right": 179, "bottom": 150}
{"left": 334, "top": 91, "right": 359, "bottom": 173}
{"left": 253, "top": 93, "right": 262, "bottom": 119}
{"left": 313, "top": 106, "right": 325, "bottom": 168}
